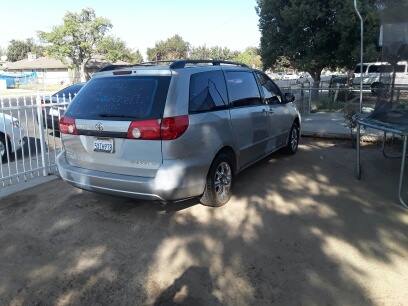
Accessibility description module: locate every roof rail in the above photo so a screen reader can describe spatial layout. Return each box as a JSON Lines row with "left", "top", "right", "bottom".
{"left": 98, "top": 60, "right": 249, "bottom": 72}
{"left": 169, "top": 60, "right": 249, "bottom": 69}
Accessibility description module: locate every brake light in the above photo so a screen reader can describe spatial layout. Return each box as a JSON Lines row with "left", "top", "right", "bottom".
{"left": 59, "top": 116, "right": 78, "bottom": 135}
{"left": 160, "top": 115, "right": 189, "bottom": 140}
{"left": 127, "top": 115, "right": 189, "bottom": 140}
{"left": 127, "top": 119, "right": 161, "bottom": 140}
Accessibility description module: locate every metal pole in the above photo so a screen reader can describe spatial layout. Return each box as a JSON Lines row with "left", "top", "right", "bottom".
{"left": 36, "top": 94, "right": 47, "bottom": 176}
{"left": 398, "top": 135, "right": 407, "bottom": 208}
{"left": 354, "top": 0, "right": 364, "bottom": 113}
{"left": 356, "top": 123, "right": 361, "bottom": 179}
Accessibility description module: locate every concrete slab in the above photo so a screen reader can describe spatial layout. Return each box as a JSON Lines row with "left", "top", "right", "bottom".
{"left": 301, "top": 112, "right": 383, "bottom": 140}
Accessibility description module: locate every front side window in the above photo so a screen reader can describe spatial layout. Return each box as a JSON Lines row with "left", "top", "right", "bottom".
{"left": 255, "top": 72, "right": 282, "bottom": 104}
{"left": 189, "top": 71, "right": 228, "bottom": 113}
{"left": 225, "top": 71, "right": 262, "bottom": 107}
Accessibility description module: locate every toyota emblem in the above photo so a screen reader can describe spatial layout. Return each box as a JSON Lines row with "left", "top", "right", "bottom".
{"left": 95, "top": 122, "right": 104, "bottom": 132}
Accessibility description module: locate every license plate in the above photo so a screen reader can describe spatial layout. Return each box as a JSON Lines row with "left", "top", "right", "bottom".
{"left": 93, "top": 138, "right": 114, "bottom": 153}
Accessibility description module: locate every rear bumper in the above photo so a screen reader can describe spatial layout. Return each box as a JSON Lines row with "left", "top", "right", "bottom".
{"left": 56, "top": 151, "right": 207, "bottom": 201}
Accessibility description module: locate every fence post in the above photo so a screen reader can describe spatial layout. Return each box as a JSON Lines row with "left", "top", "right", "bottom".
{"left": 36, "top": 94, "right": 47, "bottom": 176}
{"left": 300, "top": 83, "right": 305, "bottom": 114}
{"left": 308, "top": 82, "right": 312, "bottom": 114}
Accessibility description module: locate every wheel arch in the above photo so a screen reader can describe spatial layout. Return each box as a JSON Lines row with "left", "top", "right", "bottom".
{"left": 213, "top": 146, "right": 237, "bottom": 175}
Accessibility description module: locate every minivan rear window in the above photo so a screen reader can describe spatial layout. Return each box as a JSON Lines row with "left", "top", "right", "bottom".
{"left": 65, "top": 76, "right": 171, "bottom": 120}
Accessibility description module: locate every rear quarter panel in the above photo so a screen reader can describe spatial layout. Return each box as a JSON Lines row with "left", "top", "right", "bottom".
{"left": 161, "top": 110, "right": 235, "bottom": 191}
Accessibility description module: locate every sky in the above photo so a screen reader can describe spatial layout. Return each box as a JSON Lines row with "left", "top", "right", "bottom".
{"left": 0, "top": 0, "right": 261, "bottom": 57}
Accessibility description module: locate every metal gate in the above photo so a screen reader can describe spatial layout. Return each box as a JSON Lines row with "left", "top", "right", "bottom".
{"left": 0, "top": 94, "right": 72, "bottom": 188}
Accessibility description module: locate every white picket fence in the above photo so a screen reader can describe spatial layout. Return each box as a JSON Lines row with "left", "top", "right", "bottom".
{"left": 0, "top": 94, "right": 72, "bottom": 188}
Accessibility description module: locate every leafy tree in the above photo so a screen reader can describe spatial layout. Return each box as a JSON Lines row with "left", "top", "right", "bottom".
{"left": 97, "top": 36, "right": 140, "bottom": 63}
{"left": 189, "top": 45, "right": 239, "bottom": 60}
{"left": 189, "top": 45, "right": 213, "bottom": 60}
{"left": 147, "top": 35, "right": 190, "bottom": 61}
{"left": 39, "top": 8, "right": 113, "bottom": 81}
{"left": 256, "top": 0, "right": 381, "bottom": 87}
{"left": 130, "top": 50, "right": 144, "bottom": 64}
{"left": 233, "top": 47, "right": 262, "bottom": 68}
{"left": 6, "top": 38, "right": 44, "bottom": 62}
{"left": 208, "top": 46, "right": 238, "bottom": 60}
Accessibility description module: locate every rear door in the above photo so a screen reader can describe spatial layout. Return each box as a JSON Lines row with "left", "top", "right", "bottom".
{"left": 225, "top": 70, "right": 269, "bottom": 169}
{"left": 62, "top": 74, "right": 171, "bottom": 177}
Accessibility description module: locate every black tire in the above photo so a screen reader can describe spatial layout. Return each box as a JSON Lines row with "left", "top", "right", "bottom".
{"left": 200, "top": 153, "right": 234, "bottom": 207}
{"left": 284, "top": 123, "right": 300, "bottom": 155}
{"left": 0, "top": 133, "right": 10, "bottom": 163}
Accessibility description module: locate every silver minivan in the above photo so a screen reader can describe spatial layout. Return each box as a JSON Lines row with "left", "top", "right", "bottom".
{"left": 57, "top": 60, "right": 301, "bottom": 206}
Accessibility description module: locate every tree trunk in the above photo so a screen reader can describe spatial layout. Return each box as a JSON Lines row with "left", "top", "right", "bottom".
{"left": 79, "top": 62, "right": 86, "bottom": 82}
{"left": 79, "top": 59, "right": 91, "bottom": 82}
{"left": 310, "top": 70, "right": 322, "bottom": 101}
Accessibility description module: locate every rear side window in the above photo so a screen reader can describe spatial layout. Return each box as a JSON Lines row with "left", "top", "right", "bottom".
{"left": 367, "top": 65, "right": 405, "bottom": 73}
{"left": 65, "top": 76, "right": 171, "bottom": 120}
{"left": 189, "top": 71, "right": 228, "bottom": 113}
{"left": 354, "top": 64, "right": 368, "bottom": 73}
{"left": 225, "top": 71, "right": 262, "bottom": 107}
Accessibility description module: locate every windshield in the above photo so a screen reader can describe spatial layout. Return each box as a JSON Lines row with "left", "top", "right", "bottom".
{"left": 65, "top": 76, "right": 171, "bottom": 121}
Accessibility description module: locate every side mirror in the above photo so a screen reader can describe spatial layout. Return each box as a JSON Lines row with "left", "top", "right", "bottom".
{"left": 284, "top": 92, "right": 295, "bottom": 103}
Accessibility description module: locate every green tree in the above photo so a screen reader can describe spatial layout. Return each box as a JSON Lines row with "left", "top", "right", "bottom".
{"left": 189, "top": 45, "right": 213, "bottom": 59}
{"left": 130, "top": 50, "right": 144, "bottom": 64}
{"left": 97, "top": 36, "right": 140, "bottom": 63}
{"left": 6, "top": 38, "right": 44, "bottom": 62}
{"left": 189, "top": 45, "right": 239, "bottom": 60}
{"left": 39, "top": 8, "right": 113, "bottom": 81}
{"left": 147, "top": 35, "right": 190, "bottom": 61}
{"left": 208, "top": 46, "right": 238, "bottom": 60}
{"left": 257, "top": 0, "right": 380, "bottom": 87}
{"left": 233, "top": 47, "right": 262, "bottom": 68}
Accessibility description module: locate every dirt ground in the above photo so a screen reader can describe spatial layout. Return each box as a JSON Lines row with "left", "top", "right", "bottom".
{"left": 0, "top": 139, "right": 407, "bottom": 306}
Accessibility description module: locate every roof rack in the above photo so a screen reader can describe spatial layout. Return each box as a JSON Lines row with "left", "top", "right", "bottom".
{"left": 169, "top": 60, "right": 249, "bottom": 69}
{"left": 98, "top": 60, "right": 249, "bottom": 72}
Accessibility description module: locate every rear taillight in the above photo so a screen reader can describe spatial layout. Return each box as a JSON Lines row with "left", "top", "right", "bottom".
{"left": 127, "top": 115, "right": 189, "bottom": 140}
{"left": 127, "top": 119, "right": 161, "bottom": 140}
{"left": 160, "top": 115, "right": 189, "bottom": 140}
{"left": 59, "top": 116, "right": 78, "bottom": 135}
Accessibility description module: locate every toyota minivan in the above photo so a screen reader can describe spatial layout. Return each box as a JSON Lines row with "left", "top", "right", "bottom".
{"left": 57, "top": 60, "right": 301, "bottom": 206}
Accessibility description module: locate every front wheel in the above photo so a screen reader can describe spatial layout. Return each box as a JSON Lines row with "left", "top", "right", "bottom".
{"left": 284, "top": 123, "right": 300, "bottom": 155}
{"left": 200, "top": 153, "right": 234, "bottom": 207}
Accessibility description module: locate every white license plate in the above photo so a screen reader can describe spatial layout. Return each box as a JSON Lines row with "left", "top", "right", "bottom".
{"left": 93, "top": 139, "right": 114, "bottom": 153}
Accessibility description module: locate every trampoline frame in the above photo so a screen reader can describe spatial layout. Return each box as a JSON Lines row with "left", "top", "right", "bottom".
{"left": 356, "top": 118, "right": 408, "bottom": 208}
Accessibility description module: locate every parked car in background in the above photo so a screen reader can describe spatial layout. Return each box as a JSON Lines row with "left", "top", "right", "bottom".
{"left": 57, "top": 60, "right": 301, "bottom": 207}
{"left": 40, "top": 83, "right": 85, "bottom": 132}
{"left": 353, "top": 61, "right": 408, "bottom": 91}
{"left": 0, "top": 113, "right": 24, "bottom": 162}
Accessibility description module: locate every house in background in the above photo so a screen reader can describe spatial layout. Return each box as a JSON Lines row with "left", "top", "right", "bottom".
{"left": 4, "top": 53, "right": 128, "bottom": 86}
{"left": 0, "top": 55, "right": 7, "bottom": 70}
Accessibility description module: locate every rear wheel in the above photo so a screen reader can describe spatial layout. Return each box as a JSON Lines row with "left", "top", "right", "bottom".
{"left": 0, "top": 133, "right": 10, "bottom": 163}
{"left": 284, "top": 123, "right": 300, "bottom": 155}
{"left": 200, "top": 153, "right": 234, "bottom": 207}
